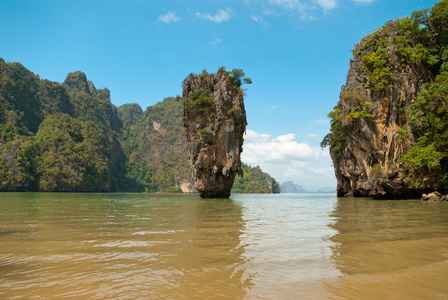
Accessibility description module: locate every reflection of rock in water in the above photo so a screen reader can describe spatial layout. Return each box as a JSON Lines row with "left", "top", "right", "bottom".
{"left": 141, "top": 197, "right": 253, "bottom": 299}
{"left": 325, "top": 198, "right": 448, "bottom": 299}
{"left": 180, "top": 68, "right": 248, "bottom": 198}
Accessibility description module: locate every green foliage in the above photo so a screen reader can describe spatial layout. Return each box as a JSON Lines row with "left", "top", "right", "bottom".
{"left": 0, "top": 159, "right": 18, "bottom": 190}
{"left": 400, "top": 144, "right": 444, "bottom": 188}
{"left": 401, "top": 71, "right": 448, "bottom": 185}
{"left": 226, "top": 108, "right": 235, "bottom": 118}
{"left": 243, "top": 77, "right": 253, "bottom": 84}
{"left": 369, "top": 164, "right": 384, "bottom": 180}
{"left": 321, "top": 106, "right": 345, "bottom": 167}
{"left": 182, "top": 89, "right": 216, "bottom": 127}
{"left": 395, "top": 126, "right": 410, "bottom": 144}
{"left": 190, "top": 89, "right": 215, "bottom": 113}
{"left": 361, "top": 48, "right": 394, "bottom": 91}
{"left": 195, "top": 128, "right": 208, "bottom": 138}
{"left": 0, "top": 60, "right": 126, "bottom": 191}
{"left": 17, "top": 113, "right": 113, "bottom": 191}
{"left": 217, "top": 66, "right": 252, "bottom": 87}
{"left": 117, "top": 103, "right": 143, "bottom": 128}
{"left": 341, "top": 91, "right": 375, "bottom": 122}
{"left": 120, "top": 97, "right": 191, "bottom": 193}
{"left": 355, "top": 26, "right": 395, "bottom": 91}
{"left": 231, "top": 163, "right": 280, "bottom": 193}
{"left": 427, "top": 0, "right": 448, "bottom": 49}
{"left": 356, "top": 1, "right": 448, "bottom": 92}
{"left": 123, "top": 156, "right": 155, "bottom": 192}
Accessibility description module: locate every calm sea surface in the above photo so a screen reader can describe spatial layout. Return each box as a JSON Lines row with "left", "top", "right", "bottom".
{"left": 1, "top": 192, "right": 448, "bottom": 299}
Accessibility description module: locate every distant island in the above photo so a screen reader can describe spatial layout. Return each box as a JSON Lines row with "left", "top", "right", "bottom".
{"left": 280, "top": 181, "right": 335, "bottom": 193}
{"left": 281, "top": 181, "right": 306, "bottom": 193}
{"left": 0, "top": 59, "right": 280, "bottom": 193}
{"left": 322, "top": 0, "right": 448, "bottom": 200}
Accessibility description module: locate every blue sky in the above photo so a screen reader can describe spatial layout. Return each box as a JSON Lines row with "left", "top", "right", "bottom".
{"left": 0, "top": 0, "right": 440, "bottom": 190}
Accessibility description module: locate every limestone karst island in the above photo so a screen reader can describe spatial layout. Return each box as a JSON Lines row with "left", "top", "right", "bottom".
{"left": 180, "top": 68, "right": 249, "bottom": 198}
{"left": 0, "top": 1, "right": 447, "bottom": 200}
{"left": 0, "top": 60, "right": 279, "bottom": 195}
{"left": 321, "top": 0, "right": 448, "bottom": 200}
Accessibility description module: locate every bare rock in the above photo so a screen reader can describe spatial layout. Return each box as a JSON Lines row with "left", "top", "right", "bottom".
{"left": 422, "top": 192, "right": 448, "bottom": 202}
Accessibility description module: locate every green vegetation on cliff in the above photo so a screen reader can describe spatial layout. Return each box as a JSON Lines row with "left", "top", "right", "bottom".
{"left": 401, "top": 72, "right": 448, "bottom": 186}
{"left": 18, "top": 113, "right": 114, "bottom": 191}
{"left": 232, "top": 163, "right": 281, "bottom": 194}
{"left": 118, "top": 97, "right": 190, "bottom": 193}
{"left": 0, "top": 58, "right": 278, "bottom": 193}
{"left": 320, "top": 106, "right": 344, "bottom": 167}
{"left": 0, "top": 59, "right": 124, "bottom": 191}
{"left": 322, "top": 0, "right": 448, "bottom": 196}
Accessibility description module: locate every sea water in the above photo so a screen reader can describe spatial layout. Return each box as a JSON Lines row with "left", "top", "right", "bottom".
{"left": 1, "top": 192, "right": 448, "bottom": 299}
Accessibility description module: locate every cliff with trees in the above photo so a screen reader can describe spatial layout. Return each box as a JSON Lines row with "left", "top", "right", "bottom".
{"left": 0, "top": 58, "right": 279, "bottom": 193}
{"left": 322, "top": 0, "right": 448, "bottom": 199}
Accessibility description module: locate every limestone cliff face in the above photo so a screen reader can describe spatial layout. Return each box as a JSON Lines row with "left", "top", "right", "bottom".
{"left": 329, "top": 20, "right": 442, "bottom": 199}
{"left": 181, "top": 69, "right": 248, "bottom": 198}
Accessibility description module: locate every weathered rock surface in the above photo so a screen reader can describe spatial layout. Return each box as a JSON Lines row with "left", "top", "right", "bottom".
{"left": 181, "top": 69, "right": 248, "bottom": 198}
{"left": 421, "top": 192, "right": 448, "bottom": 202}
{"left": 329, "top": 20, "right": 446, "bottom": 199}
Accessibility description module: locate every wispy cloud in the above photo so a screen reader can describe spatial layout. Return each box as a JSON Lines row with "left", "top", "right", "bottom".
{"left": 316, "top": 0, "right": 337, "bottom": 11}
{"left": 159, "top": 11, "right": 180, "bottom": 24}
{"left": 212, "top": 38, "right": 223, "bottom": 46}
{"left": 251, "top": 15, "right": 260, "bottom": 22}
{"left": 269, "top": 0, "right": 308, "bottom": 17}
{"left": 241, "top": 130, "right": 335, "bottom": 187}
{"left": 253, "top": 0, "right": 339, "bottom": 21}
{"left": 196, "top": 8, "right": 232, "bottom": 23}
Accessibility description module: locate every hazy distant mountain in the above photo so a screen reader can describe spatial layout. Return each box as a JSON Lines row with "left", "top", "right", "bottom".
{"left": 281, "top": 181, "right": 306, "bottom": 193}
{"left": 316, "top": 187, "right": 336, "bottom": 193}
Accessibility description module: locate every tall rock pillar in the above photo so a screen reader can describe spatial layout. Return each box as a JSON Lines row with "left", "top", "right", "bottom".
{"left": 180, "top": 68, "right": 249, "bottom": 198}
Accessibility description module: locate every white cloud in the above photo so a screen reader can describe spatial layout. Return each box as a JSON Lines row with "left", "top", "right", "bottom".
{"left": 307, "top": 133, "right": 319, "bottom": 138}
{"left": 196, "top": 8, "right": 232, "bottom": 23}
{"left": 243, "top": 130, "right": 318, "bottom": 164}
{"left": 251, "top": 14, "right": 270, "bottom": 26}
{"left": 242, "top": 130, "right": 336, "bottom": 189}
{"left": 212, "top": 38, "right": 223, "bottom": 46}
{"left": 159, "top": 11, "right": 180, "bottom": 24}
{"left": 256, "top": 0, "right": 339, "bottom": 20}
{"left": 353, "top": 0, "right": 375, "bottom": 3}
{"left": 269, "top": 0, "right": 301, "bottom": 9}
{"left": 269, "top": 0, "right": 307, "bottom": 16}
{"left": 316, "top": 0, "right": 337, "bottom": 11}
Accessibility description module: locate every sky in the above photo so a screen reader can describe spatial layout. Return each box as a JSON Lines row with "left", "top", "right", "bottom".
{"left": 0, "top": 0, "right": 440, "bottom": 191}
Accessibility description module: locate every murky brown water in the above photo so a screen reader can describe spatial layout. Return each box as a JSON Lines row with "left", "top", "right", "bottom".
{"left": 1, "top": 193, "right": 448, "bottom": 299}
